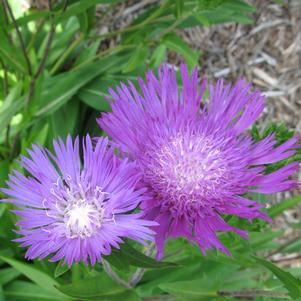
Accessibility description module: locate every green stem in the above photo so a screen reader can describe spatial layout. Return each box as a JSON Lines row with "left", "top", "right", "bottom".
{"left": 3, "top": 0, "right": 33, "bottom": 75}
{"left": 159, "top": 11, "right": 192, "bottom": 37}
{"left": 27, "top": 0, "right": 69, "bottom": 105}
{"left": 71, "top": 44, "right": 136, "bottom": 71}
{"left": 1, "top": 59, "right": 10, "bottom": 147}
{"left": 129, "top": 243, "right": 155, "bottom": 287}
{"left": 0, "top": 59, "right": 8, "bottom": 97}
{"left": 101, "top": 258, "right": 131, "bottom": 289}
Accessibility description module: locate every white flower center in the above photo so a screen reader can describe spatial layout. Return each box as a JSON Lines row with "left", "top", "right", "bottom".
{"left": 46, "top": 180, "right": 112, "bottom": 239}
{"left": 64, "top": 200, "right": 104, "bottom": 238}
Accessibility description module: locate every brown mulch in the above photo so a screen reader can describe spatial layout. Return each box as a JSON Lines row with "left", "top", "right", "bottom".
{"left": 182, "top": 0, "right": 301, "bottom": 134}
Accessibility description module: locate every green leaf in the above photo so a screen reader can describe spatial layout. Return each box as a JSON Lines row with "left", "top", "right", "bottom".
{"left": 4, "top": 281, "right": 65, "bottom": 301}
{"left": 248, "top": 230, "right": 282, "bottom": 251}
{"left": 0, "top": 286, "right": 5, "bottom": 301}
{"left": 197, "top": 0, "right": 223, "bottom": 10}
{"left": 159, "top": 278, "right": 219, "bottom": 300}
{"left": 135, "top": 258, "right": 206, "bottom": 296}
{"left": 122, "top": 44, "right": 149, "bottom": 73}
{"left": 221, "top": 269, "right": 260, "bottom": 290}
{"left": 0, "top": 268, "right": 20, "bottom": 286}
{"left": 0, "top": 160, "right": 9, "bottom": 186}
{"left": 195, "top": 1, "right": 254, "bottom": 26}
{"left": 77, "top": 77, "right": 114, "bottom": 111}
{"left": 9, "top": 11, "right": 51, "bottom": 30}
{"left": 163, "top": 33, "right": 201, "bottom": 70}
{"left": 33, "top": 123, "right": 50, "bottom": 145}
{"left": 41, "top": 17, "right": 79, "bottom": 68}
{"left": 73, "top": 39, "right": 101, "bottom": 67}
{"left": 54, "top": 260, "right": 71, "bottom": 279}
{"left": 77, "top": 11, "right": 89, "bottom": 34}
{"left": 0, "top": 256, "right": 68, "bottom": 299}
{"left": 252, "top": 123, "right": 295, "bottom": 145}
{"left": 281, "top": 239, "right": 301, "bottom": 254}
{"left": 34, "top": 55, "right": 125, "bottom": 117}
{"left": 50, "top": 97, "right": 80, "bottom": 138}
{"left": 0, "top": 204, "right": 7, "bottom": 219}
{"left": 228, "top": 13, "right": 253, "bottom": 24}
{"left": 175, "top": 0, "right": 184, "bottom": 17}
{"left": 85, "top": 6, "right": 97, "bottom": 33}
{"left": 0, "top": 30, "right": 27, "bottom": 73}
{"left": 150, "top": 45, "right": 167, "bottom": 68}
{"left": 104, "top": 251, "right": 130, "bottom": 272}
{"left": 0, "top": 5, "right": 6, "bottom": 28}
{"left": 56, "top": 0, "right": 122, "bottom": 23}
{"left": 0, "top": 83, "right": 24, "bottom": 132}
{"left": 22, "top": 122, "right": 50, "bottom": 150}
{"left": 254, "top": 256, "right": 301, "bottom": 299}
{"left": 193, "top": 13, "right": 210, "bottom": 26}
{"left": 267, "top": 195, "right": 301, "bottom": 218}
{"left": 113, "top": 242, "right": 178, "bottom": 269}
{"left": 223, "top": 0, "right": 256, "bottom": 13}
{"left": 0, "top": 97, "right": 24, "bottom": 130}
{"left": 57, "top": 274, "right": 140, "bottom": 301}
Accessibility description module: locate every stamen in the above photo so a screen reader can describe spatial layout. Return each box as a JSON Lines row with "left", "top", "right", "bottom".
{"left": 49, "top": 183, "right": 110, "bottom": 238}
{"left": 144, "top": 133, "right": 230, "bottom": 209}
{"left": 64, "top": 200, "right": 104, "bottom": 238}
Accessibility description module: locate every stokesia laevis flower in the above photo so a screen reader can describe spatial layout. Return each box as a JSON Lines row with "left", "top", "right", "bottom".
{"left": 98, "top": 64, "right": 299, "bottom": 258}
{"left": 2, "top": 136, "right": 155, "bottom": 266}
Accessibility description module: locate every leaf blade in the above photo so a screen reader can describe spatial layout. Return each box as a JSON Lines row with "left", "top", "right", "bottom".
{"left": 0, "top": 256, "right": 68, "bottom": 299}
{"left": 57, "top": 274, "right": 139, "bottom": 301}
{"left": 254, "top": 256, "right": 301, "bottom": 299}
{"left": 114, "top": 242, "right": 178, "bottom": 269}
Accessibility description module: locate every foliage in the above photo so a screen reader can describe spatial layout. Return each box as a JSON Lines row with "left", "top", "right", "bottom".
{"left": 0, "top": 0, "right": 300, "bottom": 300}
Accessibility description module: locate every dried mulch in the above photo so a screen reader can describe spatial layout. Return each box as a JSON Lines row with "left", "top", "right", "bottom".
{"left": 182, "top": 0, "right": 301, "bottom": 133}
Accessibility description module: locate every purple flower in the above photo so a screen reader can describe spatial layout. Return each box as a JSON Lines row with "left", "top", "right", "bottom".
{"left": 2, "top": 136, "right": 155, "bottom": 266}
{"left": 98, "top": 64, "right": 299, "bottom": 258}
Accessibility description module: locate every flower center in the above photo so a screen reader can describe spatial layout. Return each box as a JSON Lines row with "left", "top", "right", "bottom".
{"left": 47, "top": 180, "right": 110, "bottom": 239}
{"left": 143, "top": 133, "right": 230, "bottom": 207}
{"left": 64, "top": 199, "right": 104, "bottom": 238}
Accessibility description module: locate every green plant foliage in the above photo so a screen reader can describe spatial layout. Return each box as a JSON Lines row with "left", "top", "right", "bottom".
{"left": 0, "top": 256, "right": 67, "bottom": 298}
{"left": 4, "top": 281, "right": 65, "bottom": 301}
{"left": 57, "top": 273, "right": 140, "bottom": 301}
{"left": 54, "top": 260, "right": 71, "bottom": 279}
{"left": 251, "top": 123, "right": 301, "bottom": 174}
{"left": 159, "top": 277, "right": 219, "bottom": 300}
{"left": 106, "top": 241, "right": 178, "bottom": 269}
{"left": 254, "top": 256, "right": 301, "bottom": 299}
{"left": 0, "top": 0, "right": 300, "bottom": 300}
